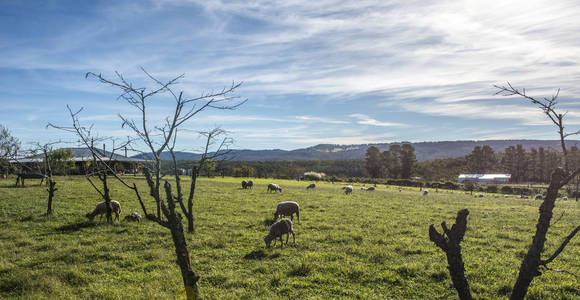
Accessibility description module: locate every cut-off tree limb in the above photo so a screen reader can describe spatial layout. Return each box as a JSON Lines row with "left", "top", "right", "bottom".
{"left": 429, "top": 209, "right": 473, "bottom": 300}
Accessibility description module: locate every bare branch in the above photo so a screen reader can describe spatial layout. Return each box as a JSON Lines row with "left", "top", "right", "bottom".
{"left": 540, "top": 224, "right": 580, "bottom": 266}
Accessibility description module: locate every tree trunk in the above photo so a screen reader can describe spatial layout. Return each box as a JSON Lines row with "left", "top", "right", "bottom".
{"left": 46, "top": 179, "right": 57, "bottom": 215}
{"left": 186, "top": 166, "right": 198, "bottom": 234}
{"left": 103, "top": 173, "right": 112, "bottom": 223}
{"left": 429, "top": 209, "right": 473, "bottom": 300}
{"left": 163, "top": 181, "right": 200, "bottom": 299}
{"left": 510, "top": 168, "right": 565, "bottom": 300}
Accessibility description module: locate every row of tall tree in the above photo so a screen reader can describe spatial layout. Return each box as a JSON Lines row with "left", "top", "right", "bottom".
{"left": 365, "top": 144, "right": 417, "bottom": 179}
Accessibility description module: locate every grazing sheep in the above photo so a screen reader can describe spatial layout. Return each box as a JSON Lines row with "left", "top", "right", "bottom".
{"left": 342, "top": 185, "right": 353, "bottom": 195}
{"left": 247, "top": 180, "right": 254, "bottom": 189}
{"left": 274, "top": 201, "right": 300, "bottom": 222}
{"left": 86, "top": 200, "right": 121, "bottom": 222}
{"left": 504, "top": 195, "right": 510, "bottom": 198}
{"left": 264, "top": 219, "right": 295, "bottom": 247}
{"left": 563, "top": 196, "right": 569, "bottom": 200}
{"left": 241, "top": 180, "right": 248, "bottom": 189}
{"left": 306, "top": 183, "right": 316, "bottom": 190}
{"left": 366, "top": 186, "right": 375, "bottom": 191}
{"left": 124, "top": 211, "right": 142, "bottom": 222}
{"left": 267, "top": 183, "right": 282, "bottom": 193}
{"left": 360, "top": 187, "right": 367, "bottom": 191}
{"left": 477, "top": 193, "right": 484, "bottom": 198}
{"left": 423, "top": 190, "right": 429, "bottom": 196}
{"left": 398, "top": 188, "right": 402, "bottom": 192}
{"left": 535, "top": 194, "right": 544, "bottom": 200}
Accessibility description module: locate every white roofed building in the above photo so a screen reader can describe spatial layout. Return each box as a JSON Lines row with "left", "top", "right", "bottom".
{"left": 457, "top": 174, "right": 511, "bottom": 184}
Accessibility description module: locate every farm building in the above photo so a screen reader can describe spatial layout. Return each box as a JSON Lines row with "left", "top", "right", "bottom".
{"left": 11, "top": 147, "right": 147, "bottom": 175}
{"left": 457, "top": 174, "right": 511, "bottom": 184}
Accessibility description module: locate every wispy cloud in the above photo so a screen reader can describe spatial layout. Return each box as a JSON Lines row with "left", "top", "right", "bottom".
{"left": 349, "top": 114, "right": 407, "bottom": 127}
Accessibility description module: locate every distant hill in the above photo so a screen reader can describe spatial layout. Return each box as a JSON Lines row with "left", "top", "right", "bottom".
{"left": 132, "top": 140, "right": 580, "bottom": 162}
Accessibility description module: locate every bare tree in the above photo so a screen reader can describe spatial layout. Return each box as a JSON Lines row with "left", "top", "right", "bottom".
{"left": 49, "top": 106, "right": 134, "bottom": 223}
{"left": 81, "top": 69, "right": 244, "bottom": 299}
{"left": 429, "top": 83, "right": 580, "bottom": 300}
{"left": 169, "top": 128, "right": 233, "bottom": 233}
{"left": 29, "top": 142, "right": 66, "bottom": 216}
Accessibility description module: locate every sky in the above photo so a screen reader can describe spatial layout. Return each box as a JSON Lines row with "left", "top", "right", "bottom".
{"left": 1, "top": 0, "right": 580, "bottom": 154}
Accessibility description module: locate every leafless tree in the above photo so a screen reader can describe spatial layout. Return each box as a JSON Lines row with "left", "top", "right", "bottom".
{"left": 49, "top": 106, "right": 134, "bottom": 223}
{"left": 429, "top": 83, "right": 580, "bottom": 300}
{"left": 30, "top": 141, "right": 64, "bottom": 216}
{"left": 82, "top": 69, "right": 244, "bottom": 299}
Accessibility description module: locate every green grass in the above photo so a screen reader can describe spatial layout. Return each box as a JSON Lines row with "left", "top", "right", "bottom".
{"left": 0, "top": 176, "right": 579, "bottom": 299}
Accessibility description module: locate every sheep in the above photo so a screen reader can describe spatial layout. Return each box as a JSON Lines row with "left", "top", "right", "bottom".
{"left": 274, "top": 201, "right": 300, "bottom": 222}
{"left": 504, "top": 195, "right": 510, "bottom": 198}
{"left": 423, "top": 189, "right": 429, "bottom": 196}
{"left": 342, "top": 185, "right": 353, "bottom": 195}
{"left": 241, "top": 180, "right": 248, "bottom": 189}
{"left": 124, "top": 211, "right": 142, "bottom": 222}
{"left": 535, "top": 194, "right": 544, "bottom": 200}
{"left": 366, "top": 186, "right": 375, "bottom": 191}
{"left": 563, "top": 196, "right": 569, "bottom": 200}
{"left": 247, "top": 180, "right": 254, "bottom": 189}
{"left": 264, "top": 219, "right": 295, "bottom": 247}
{"left": 477, "top": 193, "right": 484, "bottom": 198}
{"left": 86, "top": 200, "right": 121, "bottom": 222}
{"left": 306, "top": 183, "right": 316, "bottom": 190}
{"left": 267, "top": 183, "right": 282, "bottom": 193}
{"left": 360, "top": 187, "right": 367, "bottom": 191}
{"left": 398, "top": 188, "right": 402, "bottom": 192}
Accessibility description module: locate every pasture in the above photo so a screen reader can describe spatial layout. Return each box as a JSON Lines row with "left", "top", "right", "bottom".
{"left": 0, "top": 176, "right": 579, "bottom": 299}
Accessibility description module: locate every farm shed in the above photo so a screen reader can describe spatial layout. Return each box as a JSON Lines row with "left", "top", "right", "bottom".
{"left": 457, "top": 174, "right": 511, "bottom": 184}
{"left": 11, "top": 147, "right": 147, "bottom": 175}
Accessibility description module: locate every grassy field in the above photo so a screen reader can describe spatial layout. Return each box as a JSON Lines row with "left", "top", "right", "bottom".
{"left": 0, "top": 176, "right": 579, "bottom": 299}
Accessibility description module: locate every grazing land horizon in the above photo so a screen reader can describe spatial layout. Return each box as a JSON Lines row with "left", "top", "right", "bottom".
{"left": 0, "top": 176, "right": 579, "bottom": 299}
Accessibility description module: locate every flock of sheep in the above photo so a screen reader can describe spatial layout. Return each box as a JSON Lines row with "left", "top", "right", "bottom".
{"left": 85, "top": 179, "right": 551, "bottom": 249}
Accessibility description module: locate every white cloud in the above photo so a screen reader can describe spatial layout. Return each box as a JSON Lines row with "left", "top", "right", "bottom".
{"left": 349, "top": 114, "right": 407, "bottom": 127}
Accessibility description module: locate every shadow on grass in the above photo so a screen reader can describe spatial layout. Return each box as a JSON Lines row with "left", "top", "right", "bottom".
{"left": 244, "top": 249, "right": 282, "bottom": 260}
{"left": 55, "top": 221, "right": 98, "bottom": 233}
{"left": 262, "top": 217, "right": 275, "bottom": 226}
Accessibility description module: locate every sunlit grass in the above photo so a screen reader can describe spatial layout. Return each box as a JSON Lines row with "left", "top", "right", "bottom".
{"left": 0, "top": 176, "right": 578, "bottom": 299}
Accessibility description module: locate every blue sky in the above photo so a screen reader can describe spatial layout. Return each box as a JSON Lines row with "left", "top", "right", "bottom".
{"left": 1, "top": 0, "right": 580, "bottom": 154}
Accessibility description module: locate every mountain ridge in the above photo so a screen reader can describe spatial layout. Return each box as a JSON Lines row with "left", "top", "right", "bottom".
{"left": 131, "top": 139, "right": 580, "bottom": 162}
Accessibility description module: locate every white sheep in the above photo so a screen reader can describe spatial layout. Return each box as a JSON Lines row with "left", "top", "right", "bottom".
{"left": 124, "top": 211, "right": 142, "bottom": 222}
{"left": 247, "top": 180, "right": 254, "bottom": 189}
{"left": 274, "top": 201, "right": 300, "bottom": 222}
{"left": 366, "top": 186, "right": 375, "bottom": 191}
{"left": 423, "top": 189, "right": 429, "bottom": 196}
{"left": 563, "top": 196, "right": 569, "bottom": 200}
{"left": 264, "top": 219, "right": 295, "bottom": 247}
{"left": 267, "top": 183, "right": 282, "bottom": 193}
{"left": 306, "top": 183, "right": 316, "bottom": 190}
{"left": 86, "top": 200, "right": 121, "bottom": 222}
{"left": 342, "top": 185, "right": 353, "bottom": 195}
{"left": 241, "top": 180, "right": 248, "bottom": 189}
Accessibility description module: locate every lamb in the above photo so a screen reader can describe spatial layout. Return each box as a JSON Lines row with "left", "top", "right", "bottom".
{"left": 247, "top": 180, "right": 254, "bottom": 189}
{"left": 267, "top": 183, "right": 282, "bottom": 192}
{"left": 264, "top": 219, "right": 295, "bottom": 247}
{"left": 86, "top": 200, "right": 121, "bottom": 222}
{"left": 274, "top": 201, "right": 300, "bottom": 222}
{"left": 366, "top": 186, "right": 375, "bottom": 191}
{"left": 124, "top": 211, "right": 142, "bottom": 222}
{"left": 342, "top": 185, "right": 353, "bottom": 195}
{"left": 423, "top": 189, "right": 429, "bottom": 196}
{"left": 306, "top": 183, "right": 316, "bottom": 190}
{"left": 241, "top": 180, "right": 248, "bottom": 189}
